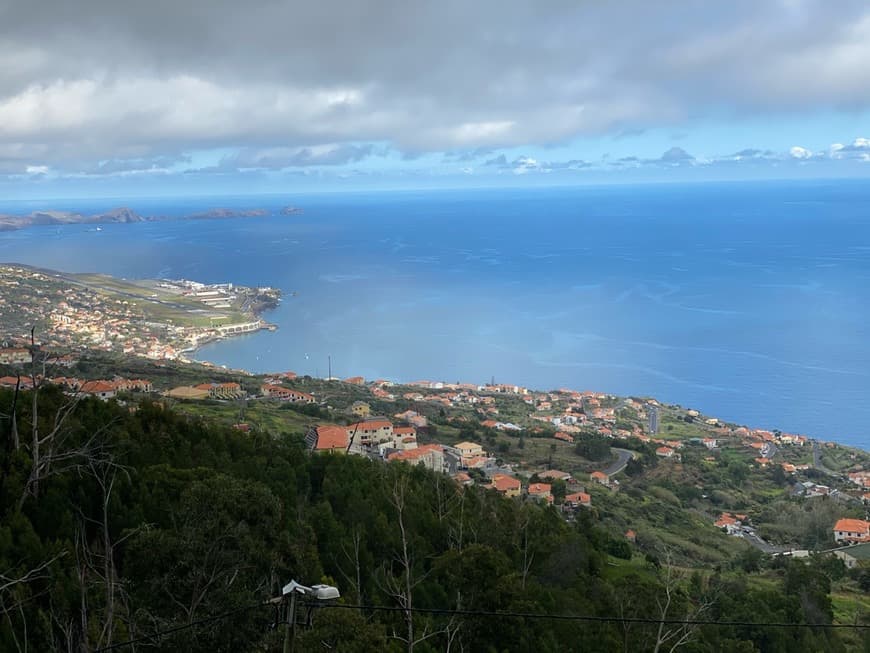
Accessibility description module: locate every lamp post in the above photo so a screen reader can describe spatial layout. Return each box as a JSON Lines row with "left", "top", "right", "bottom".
{"left": 281, "top": 580, "right": 340, "bottom": 653}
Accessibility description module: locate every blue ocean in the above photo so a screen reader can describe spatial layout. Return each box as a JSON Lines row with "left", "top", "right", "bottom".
{"left": 1, "top": 180, "right": 869, "bottom": 448}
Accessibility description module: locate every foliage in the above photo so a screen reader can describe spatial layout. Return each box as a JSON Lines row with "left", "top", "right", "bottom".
{"left": 0, "top": 389, "right": 863, "bottom": 651}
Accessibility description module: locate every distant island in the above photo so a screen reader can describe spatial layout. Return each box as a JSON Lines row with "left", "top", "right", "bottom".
{"left": 0, "top": 205, "right": 304, "bottom": 231}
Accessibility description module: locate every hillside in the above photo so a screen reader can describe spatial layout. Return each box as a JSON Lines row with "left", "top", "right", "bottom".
{"left": 0, "top": 375, "right": 868, "bottom": 651}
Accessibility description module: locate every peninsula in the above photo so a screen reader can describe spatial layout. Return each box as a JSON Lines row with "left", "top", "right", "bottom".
{"left": 0, "top": 264, "right": 280, "bottom": 359}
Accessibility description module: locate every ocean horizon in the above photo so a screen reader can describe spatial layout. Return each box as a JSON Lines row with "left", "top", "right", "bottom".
{"left": 2, "top": 179, "right": 869, "bottom": 449}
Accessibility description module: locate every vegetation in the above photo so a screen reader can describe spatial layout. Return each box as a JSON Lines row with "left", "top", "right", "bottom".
{"left": 0, "top": 388, "right": 866, "bottom": 651}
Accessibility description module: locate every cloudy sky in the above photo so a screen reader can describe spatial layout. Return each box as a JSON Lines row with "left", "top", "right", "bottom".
{"left": 1, "top": 0, "right": 869, "bottom": 198}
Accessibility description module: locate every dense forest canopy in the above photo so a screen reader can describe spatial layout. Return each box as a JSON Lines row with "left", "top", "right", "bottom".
{"left": 0, "top": 387, "right": 862, "bottom": 651}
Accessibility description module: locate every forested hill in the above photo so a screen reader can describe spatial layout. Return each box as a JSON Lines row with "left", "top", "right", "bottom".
{"left": 0, "top": 387, "right": 859, "bottom": 651}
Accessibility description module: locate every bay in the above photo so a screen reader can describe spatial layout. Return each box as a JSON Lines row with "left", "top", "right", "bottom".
{"left": 1, "top": 180, "right": 869, "bottom": 448}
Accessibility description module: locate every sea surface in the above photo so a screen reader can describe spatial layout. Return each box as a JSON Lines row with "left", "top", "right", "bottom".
{"left": 1, "top": 180, "right": 869, "bottom": 448}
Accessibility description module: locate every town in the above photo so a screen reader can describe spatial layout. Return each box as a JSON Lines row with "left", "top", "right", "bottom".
{"left": 0, "top": 264, "right": 280, "bottom": 359}
{"left": 2, "top": 341, "right": 869, "bottom": 570}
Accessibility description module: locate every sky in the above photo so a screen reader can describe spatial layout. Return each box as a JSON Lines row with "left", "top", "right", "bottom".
{"left": 1, "top": 0, "right": 869, "bottom": 199}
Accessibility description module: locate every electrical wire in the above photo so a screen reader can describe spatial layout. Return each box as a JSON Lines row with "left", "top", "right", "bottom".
{"left": 95, "top": 597, "right": 870, "bottom": 651}
{"left": 94, "top": 603, "right": 264, "bottom": 652}
{"left": 321, "top": 602, "right": 870, "bottom": 629}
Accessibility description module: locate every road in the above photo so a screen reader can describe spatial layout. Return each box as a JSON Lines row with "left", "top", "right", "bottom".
{"left": 603, "top": 448, "right": 635, "bottom": 477}
{"left": 742, "top": 529, "right": 788, "bottom": 554}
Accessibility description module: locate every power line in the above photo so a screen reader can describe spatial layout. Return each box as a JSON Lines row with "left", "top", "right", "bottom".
{"left": 94, "top": 602, "right": 265, "bottom": 652}
{"left": 322, "top": 603, "right": 870, "bottom": 630}
{"left": 96, "top": 597, "right": 870, "bottom": 650}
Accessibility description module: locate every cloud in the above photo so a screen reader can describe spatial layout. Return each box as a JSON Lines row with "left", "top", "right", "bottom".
{"left": 659, "top": 146, "right": 695, "bottom": 164}
{"left": 2, "top": 1, "right": 870, "bottom": 174}
{"left": 227, "top": 144, "right": 379, "bottom": 169}
{"left": 483, "top": 154, "right": 509, "bottom": 167}
{"left": 789, "top": 145, "right": 813, "bottom": 159}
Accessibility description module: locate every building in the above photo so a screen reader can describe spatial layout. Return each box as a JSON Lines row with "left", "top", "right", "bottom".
{"left": 195, "top": 382, "right": 245, "bottom": 400}
{"left": 387, "top": 444, "right": 446, "bottom": 473}
{"left": 346, "top": 418, "right": 393, "bottom": 446}
{"left": 527, "top": 483, "right": 553, "bottom": 504}
{"left": 489, "top": 474, "right": 521, "bottom": 498}
{"left": 455, "top": 441, "right": 485, "bottom": 460}
{"left": 833, "top": 518, "right": 870, "bottom": 544}
{"left": 260, "top": 384, "right": 315, "bottom": 403}
{"left": 0, "top": 347, "right": 30, "bottom": 365}
{"left": 590, "top": 471, "right": 610, "bottom": 486}
{"left": 538, "top": 470, "right": 571, "bottom": 482}
{"left": 79, "top": 380, "right": 116, "bottom": 400}
{"left": 305, "top": 425, "right": 349, "bottom": 454}
{"left": 831, "top": 542, "right": 870, "bottom": 568}
{"left": 563, "top": 491, "right": 591, "bottom": 509}
{"left": 350, "top": 401, "right": 371, "bottom": 417}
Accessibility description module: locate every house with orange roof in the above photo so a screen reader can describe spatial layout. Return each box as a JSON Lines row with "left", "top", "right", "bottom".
{"left": 833, "top": 518, "right": 870, "bottom": 543}
{"left": 754, "top": 457, "right": 771, "bottom": 467}
{"left": 344, "top": 376, "right": 365, "bottom": 385}
{"left": 625, "top": 529, "right": 637, "bottom": 542}
{"left": 489, "top": 474, "right": 521, "bottom": 498}
{"left": 454, "top": 441, "right": 485, "bottom": 460}
{"left": 452, "top": 472, "right": 473, "bottom": 486}
{"left": 590, "top": 471, "right": 610, "bottom": 487}
{"left": 346, "top": 418, "right": 393, "bottom": 446}
{"left": 0, "top": 376, "right": 30, "bottom": 388}
{"left": 563, "top": 491, "right": 591, "bottom": 509}
{"left": 714, "top": 512, "right": 744, "bottom": 536}
{"left": 261, "top": 384, "right": 315, "bottom": 403}
{"left": 80, "top": 380, "right": 117, "bottom": 400}
{"left": 0, "top": 347, "right": 30, "bottom": 365}
{"left": 195, "top": 382, "right": 244, "bottom": 400}
{"left": 305, "top": 424, "right": 348, "bottom": 454}
{"left": 656, "top": 446, "right": 675, "bottom": 458}
{"left": 463, "top": 455, "right": 491, "bottom": 470}
{"left": 554, "top": 432, "right": 574, "bottom": 443}
{"left": 527, "top": 483, "right": 553, "bottom": 504}
{"left": 781, "top": 463, "right": 796, "bottom": 474}
{"left": 387, "top": 444, "right": 445, "bottom": 473}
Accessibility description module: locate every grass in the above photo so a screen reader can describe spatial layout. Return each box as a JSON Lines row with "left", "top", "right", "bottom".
{"left": 171, "top": 398, "right": 315, "bottom": 435}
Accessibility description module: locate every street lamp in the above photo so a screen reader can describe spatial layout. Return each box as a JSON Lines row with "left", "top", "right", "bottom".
{"left": 281, "top": 580, "right": 340, "bottom": 653}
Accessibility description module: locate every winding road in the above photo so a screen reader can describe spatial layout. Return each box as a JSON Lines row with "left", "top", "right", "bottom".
{"left": 603, "top": 448, "right": 635, "bottom": 476}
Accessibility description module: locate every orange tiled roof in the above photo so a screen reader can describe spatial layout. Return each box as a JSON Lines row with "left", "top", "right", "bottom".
{"left": 565, "top": 491, "right": 591, "bottom": 504}
{"left": 834, "top": 518, "right": 870, "bottom": 534}
{"left": 490, "top": 474, "right": 521, "bottom": 492}
{"left": 314, "top": 425, "right": 348, "bottom": 450}
{"left": 347, "top": 419, "right": 392, "bottom": 431}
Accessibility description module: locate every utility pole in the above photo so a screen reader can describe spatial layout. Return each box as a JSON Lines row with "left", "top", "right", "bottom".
{"left": 278, "top": 580, "right": 340, "bottom": 653}
{"left": 328, "top": 355, "right": 332, "bottom": 380}
{"left": 283, "top": 591, "right": 298, "bottom": 653}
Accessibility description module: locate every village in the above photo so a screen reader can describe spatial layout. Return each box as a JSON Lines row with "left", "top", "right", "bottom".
{"left": 3, "top": 342, "right": 869, "bottom": 567}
